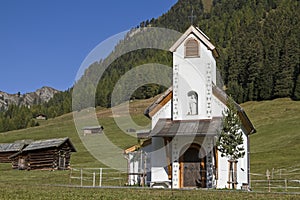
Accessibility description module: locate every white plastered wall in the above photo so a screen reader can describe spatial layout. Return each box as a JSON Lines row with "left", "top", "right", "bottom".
{"left": 150, "top": 137, "right": 169, "bottom": 185}
{"left": 172, "top": 34, "right": 217, "bottom": 121}
{"left": 216, "top": 133, "right": 249, "bottom": 189}
{"left": 151, "top": 100, "right": 172, "bottom": 129}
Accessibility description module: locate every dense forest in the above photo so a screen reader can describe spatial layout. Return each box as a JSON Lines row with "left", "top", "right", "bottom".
{"left": 75, "top": 0, "right": 299, "bottom": 109}
{"left": 0, "top": 0, "right": 299, "bottom": 132}
{"left": 150, "top": 0, "right": 300, "bottom": 103}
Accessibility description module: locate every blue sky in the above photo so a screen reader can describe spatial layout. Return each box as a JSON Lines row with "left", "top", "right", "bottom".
{"left": 0, "top": 0, "right": 177, "bottom": 94}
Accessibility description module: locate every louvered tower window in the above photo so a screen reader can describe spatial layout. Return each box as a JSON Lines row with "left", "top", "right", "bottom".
{"left": 185, "top": 39, "right": 199, "bottom": 57}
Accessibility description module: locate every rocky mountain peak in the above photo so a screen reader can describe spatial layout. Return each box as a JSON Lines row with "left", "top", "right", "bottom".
{"left": 0, "top": 86, "right": 59, "bottom": 109}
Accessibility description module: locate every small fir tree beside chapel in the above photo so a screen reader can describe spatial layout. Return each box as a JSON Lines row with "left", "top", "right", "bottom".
{"left": 217, "top": 96, "right": 245, "bottom": 189}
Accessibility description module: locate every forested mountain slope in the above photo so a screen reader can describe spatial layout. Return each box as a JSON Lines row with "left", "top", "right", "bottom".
{"left": 148, "top": 0, "right": 300, "bottom": 102}
{"left": 78, "top": 0, "right": 299, "bottom": 109}
{"left": 1, "top": 0, "right": 299, "bottom": 132}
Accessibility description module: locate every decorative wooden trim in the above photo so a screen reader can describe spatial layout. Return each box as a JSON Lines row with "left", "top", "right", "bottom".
{"left": 164, "top": 137, "right": 172, "bottom": 180}
{"left": 184, "top": 38, "right": 200, "bottom": 58}
{"left": 148, "top": 91, "right": 173, "bottom": 118}
{"left": 214, "top": 146, "right": 218, "bottom": 180}
{"left": 179, "top": 162, "right": 183, "bottom": 188}
{"left": 170, "top": 25, "right": 219, "bottom": 59}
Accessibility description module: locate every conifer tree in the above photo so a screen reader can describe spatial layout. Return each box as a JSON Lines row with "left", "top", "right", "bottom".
{"left": 217, "top": 96, "right": 245, "bottom": 189}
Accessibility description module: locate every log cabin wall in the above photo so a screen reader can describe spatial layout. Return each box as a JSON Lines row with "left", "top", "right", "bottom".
{"left": 57, "top": 142, "right": 72, "bottom": 170}
{"left": 0, "top": 152, "right": 15, "bottom": 163}
{"left": 25, "top": 147, "right": 72, "bottom": 170}
{"left": 26, "top": 149, "right": 57, "bottom": 170}
{"left": 8, "top": 137, "right": 76, "bottom": 170}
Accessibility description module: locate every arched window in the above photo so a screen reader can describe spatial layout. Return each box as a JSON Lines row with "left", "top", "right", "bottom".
{"left": 185, "top": 38, "right": 199, "bottom": 58}
{"left": 187, "top": 91, "right": 198, "bottom": 115}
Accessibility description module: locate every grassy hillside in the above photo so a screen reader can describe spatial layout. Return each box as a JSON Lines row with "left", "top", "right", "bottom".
{"left": 0, "top": 98, "right": 299, "bottom": 199}
{"left": 243, "top": 98, "right": 300, "bottom": 181}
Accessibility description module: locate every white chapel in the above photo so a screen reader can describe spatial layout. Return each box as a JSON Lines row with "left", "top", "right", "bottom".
{"left": 125, "top": 25, "right": 256, "bottom": 189}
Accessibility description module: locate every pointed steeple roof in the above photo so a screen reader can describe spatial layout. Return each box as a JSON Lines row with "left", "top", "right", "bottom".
{"left": 169, "top": 25, "right": 219, "bottom": 58}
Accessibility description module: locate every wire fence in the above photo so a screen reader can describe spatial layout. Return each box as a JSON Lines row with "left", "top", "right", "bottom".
{"left": 250, "top": 167, "right": 300, "bottom": 192}
{"left": 68, "top": 166, "right": 300, "bottom": 192}
{"left": 69, "top": 168, "right": 128, "bottom": 187}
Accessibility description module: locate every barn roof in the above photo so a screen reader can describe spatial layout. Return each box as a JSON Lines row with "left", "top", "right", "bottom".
{"left": 22, "top": 137, "right": 76, "bottom": 152}
{"left": 0, "top": 142, "right": 26, "bottom": 152}
{"left": 82, "top": 126, "right": 103, "bottom": 130}
{"left": 150, "top": 117, "right": 223, "bottom": 137}
{"left": 169, "top": 25, "right": 219, "bottom": 58}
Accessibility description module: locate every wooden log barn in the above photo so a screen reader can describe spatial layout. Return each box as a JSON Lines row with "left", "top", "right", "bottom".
{"left": 9, "top": 137, "right": 76, "bottom": 170}
{"left": 82, "top": 126, "right": 103, "bottom": 136}
{"left": 0, "top": 142, "right": 26, "bottom": 163}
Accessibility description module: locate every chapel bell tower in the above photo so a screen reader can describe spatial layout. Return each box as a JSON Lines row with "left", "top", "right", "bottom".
{"left": 169, "top": 25, "right": 219, "bottom": 121}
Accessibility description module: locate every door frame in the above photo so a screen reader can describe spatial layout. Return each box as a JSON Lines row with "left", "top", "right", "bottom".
{"left": 179, "top": 143, "right": 206, "bottom": 188}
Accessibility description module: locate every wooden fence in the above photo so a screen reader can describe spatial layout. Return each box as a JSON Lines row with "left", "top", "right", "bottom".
{"left": 69, "top": 168, "right": 128, "bottom": 187}
{"left": 250, "top": 167, "right": 300, "bottom": 192}
{"left": 68, "top": 166, "right": 300, "bottom": 191}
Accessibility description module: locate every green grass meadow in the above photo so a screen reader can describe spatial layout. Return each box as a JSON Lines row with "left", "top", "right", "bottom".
{"left": 0, "top": 98, "right": 299, "bottom": 199}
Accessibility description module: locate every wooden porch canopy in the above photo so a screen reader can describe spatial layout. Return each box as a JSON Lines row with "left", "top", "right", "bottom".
{"left": 149, "top": 117, "right": 223, "bottom": 137}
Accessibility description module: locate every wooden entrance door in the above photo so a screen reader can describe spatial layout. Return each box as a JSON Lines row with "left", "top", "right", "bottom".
{"left": 181, "top": 146, "right": 206, "bottom": 188}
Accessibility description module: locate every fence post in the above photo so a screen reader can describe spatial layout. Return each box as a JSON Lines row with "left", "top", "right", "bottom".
{"left": 119, "top": 171, "right": 121, "bottom": 186}
{"left": 285, "top": 179, "right": 287, "bottom": 192}
{"left": 69, "top": 168, "right": 72, "bottom": 185}
{"left": 93, "top": 172, "right": 96, "bottom": 187}
{"left": 266, "top": 169, "right": 270, "bottom": 192}
{"left": 80, "top": 168, "right": 83, "bottom": 187}
{"left": 99, "top": 168, "right": 102, "bottom": 187}
{"left": 280, "top": 169, "right": 282, "bottom": 179}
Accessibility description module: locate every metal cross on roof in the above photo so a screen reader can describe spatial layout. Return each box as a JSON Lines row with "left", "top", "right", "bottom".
{"left": 188, "top": 9, "right": 196, "bottom": 24}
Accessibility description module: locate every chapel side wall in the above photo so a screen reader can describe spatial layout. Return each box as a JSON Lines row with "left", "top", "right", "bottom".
{"left": 151, "top": 101, "right": 172, "bottom": 129}
{"left": 128, "top": 153, "right": 138, "bottom": 185}
{"left": 212, "top": 95, "right": 226, "bottom": 117}
{"left": 217, "top": 133, "right": 249, "bottom": 189}
{"left": 212, "top": 94, "right": 249, "bottom": 189}
{"left": 141, "top": 144, "right": 152, "bottom": 185}
{"left": 237, "top": 133, "right": 249, "bottom": 188}
{"left": 149, "top": 93, "right": 171, "bottom": 186}
{"left": 150, "top": 137, "right": 169, "bottom": 184}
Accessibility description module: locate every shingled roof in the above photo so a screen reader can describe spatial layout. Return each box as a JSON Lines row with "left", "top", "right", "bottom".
{"left": 0, "top": 143, "right": 25, "bottom": 152}
{"left": 22, "top": 137, "right": 76, "bottom": 152}
{"left": 150, "top": 117, "right": 223, "bottom": 137}
{"left": 212, "top": 85, "right": 256, "bottom": 135}
{"left": 144, "top": 86, "right": 173, "bottom": 118}
{"left": 169, "top": 25, "right": 219, "bottom": 58}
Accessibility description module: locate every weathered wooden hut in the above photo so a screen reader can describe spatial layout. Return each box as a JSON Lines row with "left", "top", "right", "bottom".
{"left": 0, "top": 142, "right": 26, "bottom": 163}
{"left": 82, "top": 126, "right": 103, "bottom": 136}
{"left": 9, "top": 137, "right": 76, "bottom": 170}
{"left": 35, "top": 114, "right": 47, "bottom": 120}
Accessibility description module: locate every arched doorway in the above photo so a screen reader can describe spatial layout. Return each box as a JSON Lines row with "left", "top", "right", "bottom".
{"left": 179, "top": 144, "right": 206, "bottom": 188}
